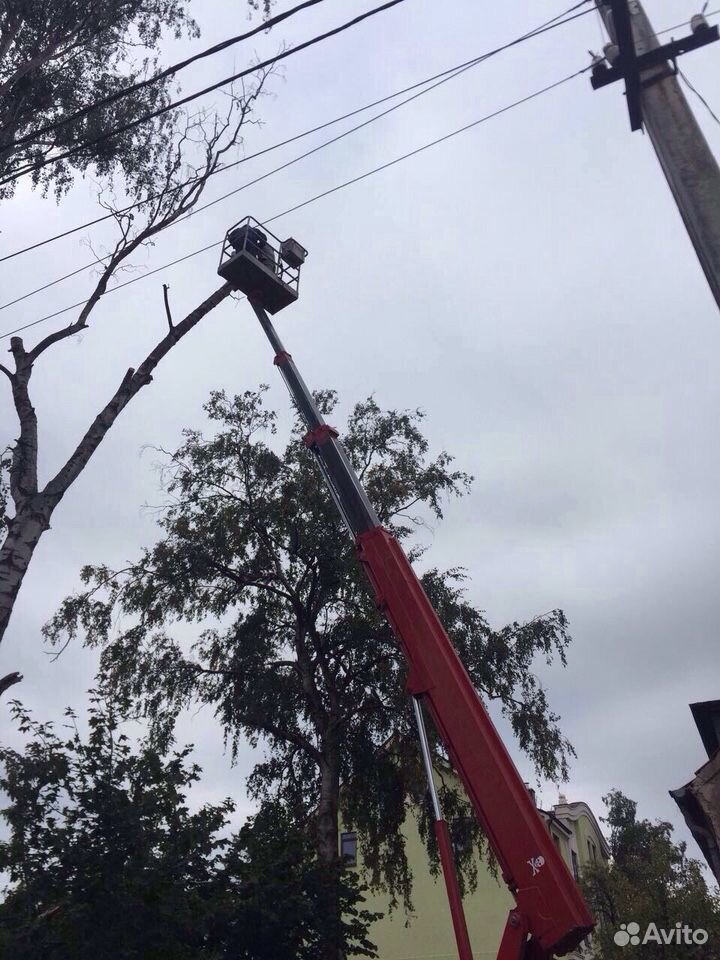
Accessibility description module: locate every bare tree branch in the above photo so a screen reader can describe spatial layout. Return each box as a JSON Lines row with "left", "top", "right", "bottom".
{"left": 43, "top": 281, "right": 233, "bottom": 501}
{"left": 250, "top": 713, "right": 323, "bottom": 763}
{"left": 163, "top": 284, "right": 174, "bottom": 332}
{"left": 0, "top": 67, "right": 272, "bottom": 647}
{"left": 0, "top": 669, "right": 22, "bottom": 696}
{"left": 24, "top": 70, "right": 271, "bottom": 364}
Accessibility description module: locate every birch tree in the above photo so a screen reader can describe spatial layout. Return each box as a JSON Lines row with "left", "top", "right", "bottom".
{"left": 0, "top": 0, "right": 200, "bottom": 193}
{"left": 0, "top": 71, "right": 271, "bottom": 651}
{"left": 45, "top": 387, "right": 578, "bottom": 958}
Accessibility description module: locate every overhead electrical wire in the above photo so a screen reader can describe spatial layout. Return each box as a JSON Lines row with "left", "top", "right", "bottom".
{"left": 656, "top": 8, "right": 720, "bottom": 36}
{"left": 0, "top": 59, "right": 500, "bottom": 266}
{"left": 1, "top": 1, "right": 594, "bottom": 265}
{"left": 0, "top": 64, "right": 591, "bottom": 343}
{"left": 6, "top": 0, "right": 332, "bottom": 152}
{"left": 1, "top": 1, "right": 704, "bottom": 256}
{"left": 0, "top": 1, "right": 708, "bottom": 338}
{"left": 0, "top": 0, "right": 411, "bottom": 188}
{"left": 0, "top": 0, "right": 596, "bottom": 303}
{"left": 0, "top": 6, "right": 595, "bottom": 313}
{"left": 0, "top": 62, "right": 484, "bottom": 314}
{"left": 679, "top": 67, "right": 720, "bottom": 125}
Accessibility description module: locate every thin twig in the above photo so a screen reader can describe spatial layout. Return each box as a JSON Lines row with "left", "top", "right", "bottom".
{"left": 163, "top": 283, "right": 174, "bottom": 331}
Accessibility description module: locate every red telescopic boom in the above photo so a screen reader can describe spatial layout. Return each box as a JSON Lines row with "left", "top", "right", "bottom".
{"left": 246, "top": 295, "right": 594, "bottom": 960}
{"left": 217, "top": 217, "right": 595, "bottom": 956}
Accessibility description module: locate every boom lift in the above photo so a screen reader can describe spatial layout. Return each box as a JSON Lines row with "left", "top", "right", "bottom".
{"left": 218, "top": 218, "right": 595, "bottom": 960}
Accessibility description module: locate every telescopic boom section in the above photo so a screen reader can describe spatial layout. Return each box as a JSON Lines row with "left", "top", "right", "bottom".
{"left": 249, "top": 301, "right": 594, "bottom": 959}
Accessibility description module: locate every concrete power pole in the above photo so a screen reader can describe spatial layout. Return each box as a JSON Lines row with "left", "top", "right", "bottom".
{"left": 595, "top": 1, "right": 720, "bottom": 309}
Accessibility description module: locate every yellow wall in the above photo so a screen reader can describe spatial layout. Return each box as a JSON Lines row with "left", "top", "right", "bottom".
{"left": 344, "top": 789, "right": 608, "bottom": 960}
{"left": 351, "top": 804, "right": 513, "bottom": 960}
{"left": 548, "top": 826, "right": 572, "bottom": 869}
{"left": 574, "top": 815, "right": 603, "bottom": 868}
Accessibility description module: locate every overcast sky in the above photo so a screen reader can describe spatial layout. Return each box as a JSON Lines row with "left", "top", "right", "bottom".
{"left": 1, "top": 0, "right": 720, "bottom": 869}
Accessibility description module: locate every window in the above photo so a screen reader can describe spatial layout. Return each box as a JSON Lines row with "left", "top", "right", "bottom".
{"left": 587, "top": 839, "right": 597, "bottom": 863}
{"left": 571, "top": 850, "right": 580, "bottom": 881}
{"left": 340, "top": 832, "right": 357, "bottom": 867}
{"left": 552, "top": 832, "right": 561, "bottom": 850}
{"left": 451, "top": 818, "right": 474, "bottom": 858}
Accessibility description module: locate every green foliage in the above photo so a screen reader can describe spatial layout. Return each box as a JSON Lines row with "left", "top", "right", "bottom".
{"left": 0, "top": 697, "right": 375, "bottom": 960}
{"left": 45, "top": 387, "right": 576, "bottom": 920}
{"left": 582, "top": 790, "right": 720, "bottom": 959}
{"left": 223, "top": 801, "right": 380, "bottom": 960}
{"left": 0, "top": 0, "right": 270, "bottom": 197}
{"left": 0, "top": 694, "right": 232, "bottom": 959}
{"left": 0, "top": 1, "right": 189, "bottom": 195}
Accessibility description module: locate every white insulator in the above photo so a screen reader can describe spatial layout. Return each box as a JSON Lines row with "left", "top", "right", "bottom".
{"left": 604, "top": 42, "right": 620, "bottom": 64}
{"left": 691, "top": 14, "right": 710, "bottom": 34}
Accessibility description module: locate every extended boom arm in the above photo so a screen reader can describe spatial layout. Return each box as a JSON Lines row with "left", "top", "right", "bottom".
{"left": 249, "top": 301, "right": 594, "bottom": 959}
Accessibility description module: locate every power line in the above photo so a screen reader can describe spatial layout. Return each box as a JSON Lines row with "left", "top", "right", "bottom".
{"left": 0, "top": 2, "right": 593, "bottom": 264}
{"left": 679, "top": 67, "right": 720, "bottom": 125}
{"left": 0, "top": 6, "right": 595, "bottom": 313}
{"left": 1, "top": 6, "right": 592, "bottom": 267}
{"left": 0, "top": 57, "right": 492, "bottom": 266}
{"left": 0, "top": 0, "right": 411, "bottom": 189}
{"left": 0, "top": 65, "right": 590, "bottom": 342}
{"left": 0, "top": 0, "right": 595, "bottom": 288}
{"left": 0, "top": 86, "right": 442, "bottom": 266}
{"left": 656, "top": 8, "right": 720, "bottom": 37}
{"left": 6, "top": 0, "right": 331, "bottom": 153}
{"left": 0, "top": 61, "right": 481, "bottom": 314}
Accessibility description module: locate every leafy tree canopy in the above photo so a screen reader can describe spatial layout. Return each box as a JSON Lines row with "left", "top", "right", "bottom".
{"left": 0, "top": 693, "right": 232, "bottom": 959}
{"left": 224, "top": 799, "right": 380, "bottom": 960}
{"left": 45, "top": 387, "right": 577, "bottom": 919}
{"left": 0, "top": 695, "right": 376, "bottom": 960}
{"left": 0, "top": 0, "right": 270, "bottom": 196}
{"left": 582, "top": 790, "right": 720, "bottom": 959}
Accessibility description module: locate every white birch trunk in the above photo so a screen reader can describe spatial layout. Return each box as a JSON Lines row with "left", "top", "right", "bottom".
{"left": 0, "top": 281, "right": 232, "bottom": 646}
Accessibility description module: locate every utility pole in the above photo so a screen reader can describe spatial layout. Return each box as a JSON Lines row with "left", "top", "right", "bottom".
{"left": 592, "top": 1, "right": 720, "bottom": 309}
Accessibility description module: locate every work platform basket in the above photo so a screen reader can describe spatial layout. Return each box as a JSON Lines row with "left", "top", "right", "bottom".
{"left": 217, "top": 216, "right": 307, "bottom": 315}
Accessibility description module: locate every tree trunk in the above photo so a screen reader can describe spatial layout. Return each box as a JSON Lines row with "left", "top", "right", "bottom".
{"left": 317, "top": 747, "right": 342, "bottom": 960}
{"left": 0, "top": 501, "right": 53, "bottom": 643}
{"left": 0, "top": 282, "right": 232, "bottom": 647}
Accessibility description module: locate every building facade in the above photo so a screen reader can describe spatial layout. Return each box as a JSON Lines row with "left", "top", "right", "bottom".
{"left": 671, "top": 698, "right": 720, "bottom": 885}
{"left": 341, "top": 778, "right": 609, "bottom": 960}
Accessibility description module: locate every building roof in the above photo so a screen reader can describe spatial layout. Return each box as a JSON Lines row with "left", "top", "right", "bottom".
{"left": 540, "top": 809, "right": 573, "bottom": 838}
{"left": 551, "top": 799, "right": 611, "bottom": 860}
{"left": 690, "top": 700, "right": 720, "bottom": 759}
{"left": 670, "top": 751, "right": 720, "bottom": 886}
